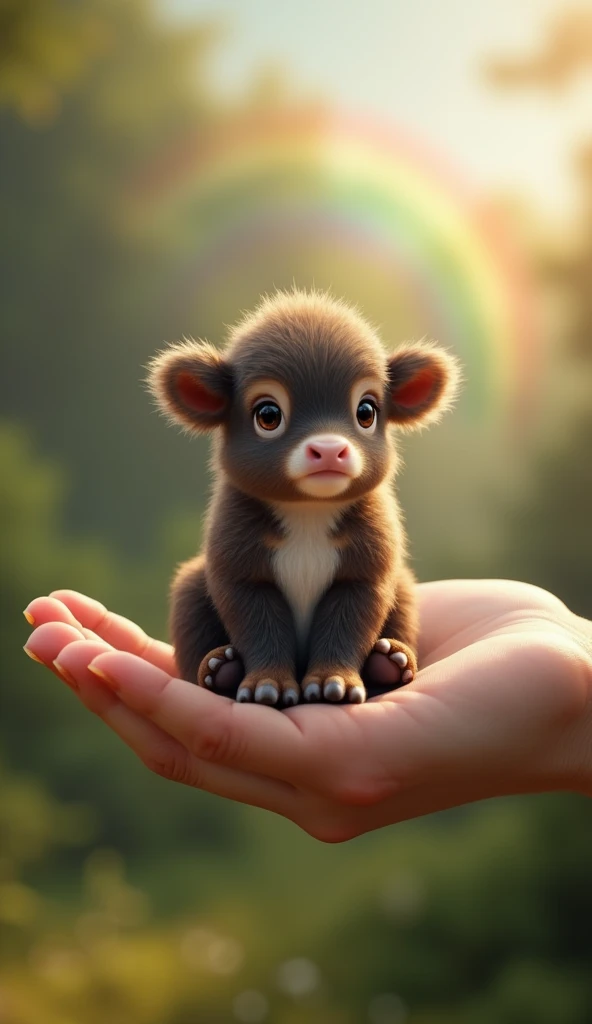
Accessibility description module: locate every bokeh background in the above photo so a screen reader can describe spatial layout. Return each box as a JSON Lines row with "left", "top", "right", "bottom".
{"left": 1, "top": 1, "right": 591, "bottom": 1021}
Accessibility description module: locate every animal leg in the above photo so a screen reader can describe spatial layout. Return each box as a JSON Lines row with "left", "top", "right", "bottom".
{"left": 361, "top": 565, "right": 419, "bottom": 698}
{"left": 170, "top": 554, "right": 244, "bottom": 696}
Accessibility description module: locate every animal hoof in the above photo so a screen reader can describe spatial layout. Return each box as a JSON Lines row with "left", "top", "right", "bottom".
{"left": 303, "top": 680, "right": 321, "bottom": 702}
{"left": 255, "top": 681, "right": 280, "bottom": 706}
{"left": 324, "top": 677, "right": 346, "bottom": 702}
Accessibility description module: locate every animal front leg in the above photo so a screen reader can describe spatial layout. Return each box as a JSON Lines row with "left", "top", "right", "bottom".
{"left": 303, "top": 581, "right": 391, "bottom": 704}
{"left": 169, "top": 555, "right": 246, "bottom": 697}
{"left": 209, "top": 580, "right": 300, "bottom": 708}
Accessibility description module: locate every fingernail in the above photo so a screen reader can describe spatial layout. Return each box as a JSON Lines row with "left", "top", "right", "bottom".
{"left": 53, "top": 660, "right": 77, "bottom": 690}
{"left": 23, "top": 645, "right": 44, "bottom": 664}
{"left": 88, "top": 662, "right": 117, "bottom": 689}
{"left": 23, "top": 609, "right": 35, "bottom": 625}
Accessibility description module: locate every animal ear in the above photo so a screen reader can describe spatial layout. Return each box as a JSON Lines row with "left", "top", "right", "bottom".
{"left": 146, "top": 340, "right": 233, "bottom": 432}
{"left": 386, "top": 342, "right": 461, "bottom": 428}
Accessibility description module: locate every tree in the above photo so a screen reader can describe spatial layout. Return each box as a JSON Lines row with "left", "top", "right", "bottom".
{"left": 485, "top": 10, "right": 592, "bottom": 616}
{"left": 0, "top": 0, "right": 223, "bottom": 553}
{"left": 0, "top": 422, "right": 242, "bottom": 856}
{"left": 0, "top": 0, "right": 110, "bottom": 122}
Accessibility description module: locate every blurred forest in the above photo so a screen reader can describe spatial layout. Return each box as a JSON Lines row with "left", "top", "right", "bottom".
{"left": 1, "top": 1, "right": 591, "bottom": 1022}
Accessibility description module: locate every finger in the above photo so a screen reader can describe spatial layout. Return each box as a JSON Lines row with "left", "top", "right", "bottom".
{"left": 24, "top": 598, "right": 114, "bottom": 646}
{"left": 48, "top": 589, "right": 176, "bottom": 675}
{"left": 57, "top": 640, "right": 297, "bottom": 815}
{"left": 85, "top": 650, "right": 308, "bottom": 784}
{"left": 24, "top": 620, "right": 89, "bottom": 686}
{"left": 24, "top": 595, "right": 82, "bottom": 631}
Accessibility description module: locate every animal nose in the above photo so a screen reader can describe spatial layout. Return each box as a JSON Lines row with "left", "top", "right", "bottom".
{"left": 304, "top": 435, "right": 352, "bottom": 472}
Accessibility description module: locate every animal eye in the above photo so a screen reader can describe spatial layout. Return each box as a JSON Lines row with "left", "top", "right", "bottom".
{"left": 254, "top": 401, "right": 282, "bottom": 433}
{"left": 356, "top": 399, "right": 377, "bottom": 429}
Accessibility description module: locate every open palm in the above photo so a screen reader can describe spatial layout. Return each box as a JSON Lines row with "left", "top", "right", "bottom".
{"left": 24, "top": 579, "right": 591, "bottom": 841}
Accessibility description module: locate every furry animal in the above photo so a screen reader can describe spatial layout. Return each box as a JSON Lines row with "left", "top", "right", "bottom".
{"left": 147, "top": 290, "right": 460, "bottom": 707}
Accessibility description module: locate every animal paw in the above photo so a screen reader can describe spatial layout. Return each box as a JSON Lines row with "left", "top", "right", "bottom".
{"left": 197, "top": 645, "right": 244, "bottom": 697}
{"left": 236, "top": 671, "right": 301, "bottom": 709}
{"left": 302, "top": 669, "right": 366, "bottom": 705}
{"left": 361, "top": 639, "right": 417, "bottom": 696}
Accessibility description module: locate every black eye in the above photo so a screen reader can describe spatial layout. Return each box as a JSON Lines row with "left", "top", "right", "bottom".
{"left": 356, "top": 399, "right": 377, "bottom": 429}
{"left": 254, "top": 401, "right": 282, "bottom": 432}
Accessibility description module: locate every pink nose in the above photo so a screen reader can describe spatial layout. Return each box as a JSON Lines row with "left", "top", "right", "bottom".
{"left": 304, "top": 435, "right": 352, "bottom": 472}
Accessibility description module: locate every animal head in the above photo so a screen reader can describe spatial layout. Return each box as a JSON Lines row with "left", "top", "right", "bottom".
{"left": 147, "top": 290, "right": 461, "bottom": 504}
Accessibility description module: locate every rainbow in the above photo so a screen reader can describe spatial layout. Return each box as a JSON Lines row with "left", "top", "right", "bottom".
{"left": 124, "top": 107, "right": 540, "bottom": 427}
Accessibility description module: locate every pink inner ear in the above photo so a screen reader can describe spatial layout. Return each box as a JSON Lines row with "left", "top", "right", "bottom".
{"left": 393, "top": 367, "right": 436, "bottom": 409}
{"left": 177, "top": 371, "right": 226, "bottom": 414}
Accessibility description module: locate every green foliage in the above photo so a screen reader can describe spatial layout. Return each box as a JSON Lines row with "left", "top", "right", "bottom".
{"left": 504, "top": 405, "right": 592, "bottom": 617}
{"left": 2, "top": 755, "right": 591, "bottom": 1022}
{"left": 1, "top": 422, "right": 241, "bottom": 860}
{"left": 313, "top": 797, "right": 592, "bottom": 1022}
{"left": 0, "top": 766, "right": 258, "bottom": 1024}
{"left": 486, "top": 30, "right": 592, "bottom": 619}
{"left": 0, "top": 0, "right": 110, "bottom": 122}
{"left": 0, "top": 0, "right": 220, "bottom": 553}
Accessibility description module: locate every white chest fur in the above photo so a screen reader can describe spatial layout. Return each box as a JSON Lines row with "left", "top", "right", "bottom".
{"left": 271, "top": 504, "right": 342, "bottom": 646}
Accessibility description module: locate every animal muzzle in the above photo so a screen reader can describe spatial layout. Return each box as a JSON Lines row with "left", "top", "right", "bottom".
{"left": 302, "top": 434, "right": 357, "bottom": 475}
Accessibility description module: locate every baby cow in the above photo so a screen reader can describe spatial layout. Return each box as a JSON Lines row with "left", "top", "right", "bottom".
{"left": 147, "top": 290, "right": 460, "bottom": 707}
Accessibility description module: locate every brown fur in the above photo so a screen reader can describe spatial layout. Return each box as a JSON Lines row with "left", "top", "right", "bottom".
{"left": 147, "top": 289, "right": 460, "bottom": 705}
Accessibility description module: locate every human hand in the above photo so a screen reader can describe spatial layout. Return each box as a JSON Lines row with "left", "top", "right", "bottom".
{"left": 23, "top": 580, "right": 592, "bottom": 842}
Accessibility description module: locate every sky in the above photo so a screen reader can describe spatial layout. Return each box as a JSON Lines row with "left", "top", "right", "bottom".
{"left": 164, "top": 0, "right": 592, "bottom": 221}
